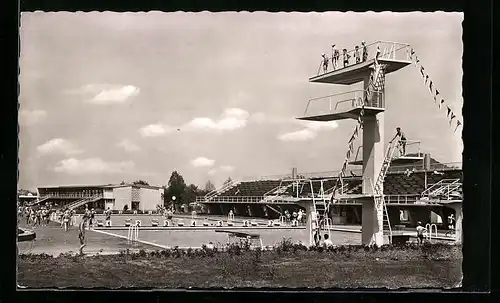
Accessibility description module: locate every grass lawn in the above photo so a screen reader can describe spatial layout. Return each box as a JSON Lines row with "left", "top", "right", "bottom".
{"left": 18, "top": 244, "right": 462, "bottom": 289}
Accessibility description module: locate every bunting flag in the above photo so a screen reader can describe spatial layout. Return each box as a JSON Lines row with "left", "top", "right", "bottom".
{"left": 411, "top": 49, "right": 462, "bottom": 135}
{"left": 449, "top": 113, "right": 456, "bottom": 125}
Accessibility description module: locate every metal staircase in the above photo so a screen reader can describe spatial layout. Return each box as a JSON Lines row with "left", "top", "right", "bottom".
{"left": 204, "top": 180, "right": 241, "bottom": 202}
{"left": 421, "top": 178, "right": 462, "bottom": 200}
{"left": 65, "top": 195, "right": 103, "bottom": 210}
{"left": 263, "top": 180, "right": 295, "bottom": 197}
{"left": 370, "top": 139, "right": 400, "bottom": 244}
{"left": 311, "top": 180, "right": 331, "bottom": 242}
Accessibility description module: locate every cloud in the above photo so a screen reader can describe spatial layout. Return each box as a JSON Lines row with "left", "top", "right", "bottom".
{"left": 67, "top": 84, "right": 140, "bottom": 104}
{"left": 277, "top": 118, "right": 339, "bottom": 142}
{"left": 208, "top": 169, "right": 217, "bottom": 176}
{"left": 54, "top": 158, "right": 134, "bottom": 175}
{"left": 220, "top": 165, "right": 235, "bottom": 172}
{"left": 190, "top": 157, "right": 215, "bottom": 168}
{"left": 36, "top": 138, "right": 82, "bottom": 155}
{"left": 183, "top": 108, "right": 250, "bottom": 132}
{"left": 139, "top": 123, "right": 173, "bottom": 137}
{"left": 19, "top": 109, "right": 47, "bottom": 126}
{"left": 278, "top": 129, "right": 317, "bottom": 141}
{"left": 117, "top": 139, "right": 141, "bottom": 152}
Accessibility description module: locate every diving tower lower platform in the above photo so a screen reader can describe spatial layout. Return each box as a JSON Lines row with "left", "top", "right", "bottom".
{"left": 298, "top": 105, "right": 384, "bottom": 122}
{"left": 297, "top": 90, "right": 385, "bottom": 122}
{"left": 348, "top": 142, "right": 424, "bottom": 166}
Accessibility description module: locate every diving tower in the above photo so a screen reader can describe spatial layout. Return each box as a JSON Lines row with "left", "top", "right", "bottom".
{"left": 300, "top": 41, "right": 414, "bottom": 247}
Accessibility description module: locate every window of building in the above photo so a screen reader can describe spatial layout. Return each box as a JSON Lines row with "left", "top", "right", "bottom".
{"left": 132, "top": 201, "right": 140, "bottom": 210}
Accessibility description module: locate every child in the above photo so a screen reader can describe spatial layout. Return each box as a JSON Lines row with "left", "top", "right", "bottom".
{"left": 354, "top": 45, "right": 361, "bottom": 63}
{"left": 416, "top": 221, "right": 427, "bottom": 245}
{"left": 342, "top": 49, "right": 351, "bottom": 67}
{"left": 323, "top": 234, "right": 334, "bottom": 247}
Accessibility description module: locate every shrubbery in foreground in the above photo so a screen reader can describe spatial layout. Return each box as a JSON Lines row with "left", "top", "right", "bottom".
{"left": 18, "top": 237, "right": 461, "bottom": 262}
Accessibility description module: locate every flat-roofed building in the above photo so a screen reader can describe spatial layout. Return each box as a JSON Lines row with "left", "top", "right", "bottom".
{"left": 36, "top": 183, "right": 163, "bottom": 212}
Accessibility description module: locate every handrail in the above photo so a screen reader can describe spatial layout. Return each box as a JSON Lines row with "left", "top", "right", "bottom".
{"left": 303, "top": 89, "right": 383, "bottom": 117}
{"left": 66, "top": 194, "right": 103, "bottom": 210}
{"left": 315, "top": 40, "right": 411, "bottom": 76}
{"left": 235, "top": 162, "right": 461, "bottom": 184}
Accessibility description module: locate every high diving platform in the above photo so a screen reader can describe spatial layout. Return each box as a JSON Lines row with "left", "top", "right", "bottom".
{"left": 309, "top": 41, "right": 412, "bottom": 85}
{"left": 310, "top": 58, "right": 411, "bottom": 85}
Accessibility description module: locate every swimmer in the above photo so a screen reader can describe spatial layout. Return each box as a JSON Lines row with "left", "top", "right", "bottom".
{"left": 78, "top": 214, "right": 89, "bottom": 255}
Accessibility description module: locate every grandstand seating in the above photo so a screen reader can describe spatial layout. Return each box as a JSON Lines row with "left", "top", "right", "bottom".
{"left": 207, "top": 169, "right": 462, "bottom": 202}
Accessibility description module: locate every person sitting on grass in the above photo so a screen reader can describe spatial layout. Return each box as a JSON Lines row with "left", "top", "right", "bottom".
{"left": 416, "top": 221, "right": 427, "bottom": 245}
{"left": 323, "top": 234, "right": 334, "bottom": 248}
{"left": 79, "top": 214, "right": 89, "bottom": 255}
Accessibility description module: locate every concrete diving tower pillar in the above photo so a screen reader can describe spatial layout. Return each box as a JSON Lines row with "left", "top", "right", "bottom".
{"left": 299, "top": 42, "right": 412, "bottom": 246}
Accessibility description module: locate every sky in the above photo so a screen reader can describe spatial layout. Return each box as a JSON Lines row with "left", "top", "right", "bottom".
{"left": 18, "top": 11, "right": 463, "bottom": 191}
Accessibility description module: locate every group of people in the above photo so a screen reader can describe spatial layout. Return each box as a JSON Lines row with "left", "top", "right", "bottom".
{"left": 314, "top": 231, "right": 334, "bottom": 248}
{"left": 19, "top": 205, "right": 52, "bottom": 227}
{"left": 283, "top": 209, "right": 305, "bottom": 226}
{"left": 322, "top": 41, "right": 382, "bottom": 73}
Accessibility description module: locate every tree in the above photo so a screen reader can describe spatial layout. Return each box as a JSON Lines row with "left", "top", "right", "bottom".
{"left": 181, "top": 184, "right": 199, "bottom": 210}
{"left": 203, "top": 180, "right": 216, "bottom": 195}
{"left": 165, "top": 171, "right": 187, "bottom": 210}
{"left": 119, "top": 180, "right": 127, "bottom": 185}
{"left": 223, "top": 177, "right": 233, "bottom": 187}
{"left": 132, "top": 180, "right": 149, "bottom": 185}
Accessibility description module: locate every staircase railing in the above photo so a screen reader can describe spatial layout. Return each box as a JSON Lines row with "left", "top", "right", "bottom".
{"left": 66, "top": 194, "right": 103, "bottom": 210}
{"left": 204, "top": 180, "right": 241, "bottom": 201}
{"left": 428, "top": 179, "right": 461, "bottom": 197}
{"left": 421, "top": 178, "right": 460, "bottom": 197}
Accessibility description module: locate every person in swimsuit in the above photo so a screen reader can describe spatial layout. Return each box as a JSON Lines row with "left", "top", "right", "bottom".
{"left": 416, "top": 221, "right": 427, "bottom": 245}
{"left": 354, "top": 45, "right": 361, "bottom": 63}
{"left": 322, "top": 53, "right": 329, "bottom": 73}
{"left": 332, "top": 44, "right": 340, "bottom": 70}
{"left": 63, "top": 209, "right": 71, "bottom": 232}
{"left": 361, "top": 41, "right": 368, "bottom": 62}
{"left": 390, "top": 127, "right": 407, "bottom": 156}
{"left": 78, "top": 214, "right": 89, "bottom": 255}
{"left": 105, "top": 207, "right": 112, "bottom": 227}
